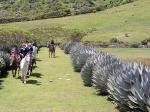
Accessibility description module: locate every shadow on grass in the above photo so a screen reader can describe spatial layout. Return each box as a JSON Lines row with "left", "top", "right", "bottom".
{"left": 32, "top": 66, "right": 38, "bottom": 70}
{"left": 0, "top": 80, "right": 4, "bottom": 89}
{"left": 0, "top": 70, "right": 9, "bottom": 78}
{"left": 27, "top": 79, "right": 41, "bottom": 85}
{"left": 92, "top": 92, "right": 108, "bottom": 96}
{"left": 30, "top": 73, "right": 43, "bottom": 78}
{"left": 53, "top": 56, "right": 59, "bottom": 58}
{"left": 0, "top": 70, "right": 9, "bottom": 89}
{"left": 36, "top": 59, "right": 42, "bottom": 61}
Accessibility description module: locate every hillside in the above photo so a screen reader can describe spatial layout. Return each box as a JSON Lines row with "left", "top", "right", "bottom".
{"left": 0, "top": 0, "right": 149, "bottom": 46}
{"left": 0, "top": 0, "right": 136, "bottom": 23}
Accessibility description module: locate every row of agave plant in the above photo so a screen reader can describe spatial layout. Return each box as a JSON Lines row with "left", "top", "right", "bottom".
{"left": 60, "top": 41, "right": 150, "bottom": 112}
{"left": 0, "top": 46, "right": 10, "bottom": 77}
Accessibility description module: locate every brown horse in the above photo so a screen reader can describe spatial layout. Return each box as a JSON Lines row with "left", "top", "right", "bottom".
{"left": 48, "top": 44, "right": 55, "bottom": 58}
{"left": 10, "top": 48, "right": 21, "bottom": 78}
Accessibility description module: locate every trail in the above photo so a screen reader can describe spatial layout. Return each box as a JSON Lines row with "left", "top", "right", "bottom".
{"left": 0, "top": 48, "right": 117, "bottom": 112}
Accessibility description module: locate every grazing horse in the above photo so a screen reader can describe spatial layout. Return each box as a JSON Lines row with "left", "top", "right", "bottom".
{"left": 10, "top": 49, "right": 21, "bottom": 78}
{"left": 48, "top": 44, "right": 55, "bottom": 58}
{"left": 20, "top": 53, "right": 31, "bottom": 84}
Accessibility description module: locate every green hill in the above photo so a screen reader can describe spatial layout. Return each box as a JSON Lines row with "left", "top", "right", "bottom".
{"left": 0, "top": 0, "right": 136, "bottom": 23}
{"left": 0, "top": 0, "right": 149, "bottom": 45}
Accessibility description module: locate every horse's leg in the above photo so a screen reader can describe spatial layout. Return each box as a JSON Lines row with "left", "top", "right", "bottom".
{"left": 14, "top": 68, "right": 17, "bottom": 78}
{"left": 31, "top": 62, "right": 33, "bottom": 74}
{"left": 27, "top": 68, "right": 29, "bottom": 76}
{"left": 30, "top": 65, "right": 33, "bottom": 75}
{"left": 18, "top": 67, "right": 20, "bottom": 78}
{"left": 35, "top": 59, "right": 36, "bottom": 66}
{"left": 23, "top": 72, "right": 26, "bottom": 84}
{"left": 23, "top": 70, "right": 27, "bottom": 84}
{"left": 53, "top": 52, "right": 54, "bottom": 58}
{"left": 27, "top": 64, "right": 31, "bottom": 76}
{"left": 12, "top": 69, "right": 13, "bottom": 77}
{"left": 12, "top": 69, "right": 15, "bottom": 78}
{"left": 21, "top": 70, "right": 23, "bottom": 82}
{"left": 28, "top": 66, "right": 31, "bottom": 76}
{"left": 53, "top": 53, "right": 54, "bottom": 58}
{"left": 53, "top": 48, "right": 55, "bottom": 58}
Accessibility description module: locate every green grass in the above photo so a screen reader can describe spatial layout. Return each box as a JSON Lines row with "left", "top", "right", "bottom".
{"left": 98, "top": 48, "right": 150, "bottom": 65}
{"left": 0, "top": 48, "right": 117, "bottom": 112}
{"left": 0, "top": 0, "right": 150, "bottom": 43}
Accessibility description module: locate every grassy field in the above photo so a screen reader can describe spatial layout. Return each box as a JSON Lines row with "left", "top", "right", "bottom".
{"left": 0, "top": 0, "right": 150, "bottom": 43}
{"left": 99, "top": 48, "right": 150, "bottom": 66}
{"left": 0, "top": 48, "right": 117, "bottom": 112}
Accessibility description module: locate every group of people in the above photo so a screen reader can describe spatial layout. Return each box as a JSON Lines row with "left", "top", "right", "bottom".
{"left": 10, "top": 41, "right": 38, "bottom": 78}
{"left": 9, "top": 39, "right": 56, "bottom": 83}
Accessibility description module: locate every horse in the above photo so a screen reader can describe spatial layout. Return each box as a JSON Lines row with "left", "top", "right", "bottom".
{"left": 10, "top": 48, "right": 21, "bottom": 78}
{"left": 48, "top": 44, "right": 55, "bottom": 58}
{"left": 20, "top": 53, "right": 31, "bottom": 84}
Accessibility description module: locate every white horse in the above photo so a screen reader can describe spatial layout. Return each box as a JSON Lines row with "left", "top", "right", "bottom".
{"left": 20, "top": 54, "right": 31, "bottom": 84}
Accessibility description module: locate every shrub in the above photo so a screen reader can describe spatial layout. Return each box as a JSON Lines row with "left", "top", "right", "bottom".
{"left": 110, "top": 38, "right": 120, "bottom": 43}
{"left": 130, "top": 43, "right": 139, "bottom": 48}
{"left": 69, "top": 30, "right": 86, "bottom": 42}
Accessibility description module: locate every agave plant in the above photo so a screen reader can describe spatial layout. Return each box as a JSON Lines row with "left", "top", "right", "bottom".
{"left": 80, "top": 52, "right": 104, "bottom": 86}
{"left": 127, "top": 64, "right": 150, "bottom": 112}
{"left": 107, "top": 62, "right": 150, "bottom": 112}
{"left": 64, "top": 41, "right": 80, "bottom": 54}
{"left": 92, "top": 56, "right": 122, "bottom": 95}
{"left": 70, "top": 45, "right": 96, "bottom": 72}
{"left": 0, "top": 51, "right": 10, "bottom": 67}
{"left": 0, "top": 57, "right": 6, "bottom": 76}
{"left": 60, "top": 42, "right": 68, "bottom": 50}
{"left": 0, "top": 46, "right": 11, "bottom": 53}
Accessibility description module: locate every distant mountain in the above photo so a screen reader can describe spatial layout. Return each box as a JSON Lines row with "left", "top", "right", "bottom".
{"left": 0, "top": 0, "right": 136, "bottom": 23}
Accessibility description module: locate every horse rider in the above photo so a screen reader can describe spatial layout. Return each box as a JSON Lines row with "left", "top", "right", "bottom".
{"left": 27, "top": 43, "right": 33, "bottom": 54}
{"left": 49, "top": 40, "right": 56, "bottom": 50}
{"left": 50, "top": 40, "right": 55, "bottom": 47}
{"left": 10, "top": 45, "right": 21, "bottom": 65}
{"left": 20, "top": 43, "right": 28, "bottom": 59}
{"left": 10, "top": 46, "right": 21, "bottom": 77}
